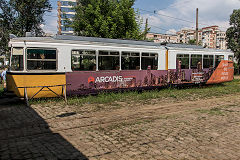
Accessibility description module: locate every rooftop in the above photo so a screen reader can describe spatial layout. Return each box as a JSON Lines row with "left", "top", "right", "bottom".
{"left": 10, "top": 35, "right": 231, "bottom": 52}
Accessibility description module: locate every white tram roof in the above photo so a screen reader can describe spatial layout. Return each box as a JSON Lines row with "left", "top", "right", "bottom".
{"left": 165, "top": 44, "right": 232, "bottom": 53}
{"left": 10, "top": 35, "right": 233, "bottom": 53}
{"left": 10, "top": 35, "right": 163, "bottom": 49}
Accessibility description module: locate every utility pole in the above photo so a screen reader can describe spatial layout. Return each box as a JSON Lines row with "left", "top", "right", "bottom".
{"left": 144, "top": 18, "right": 148, "bottom": 40}
{"left": 196, "top": 8, "right": 199, "bottom": 45}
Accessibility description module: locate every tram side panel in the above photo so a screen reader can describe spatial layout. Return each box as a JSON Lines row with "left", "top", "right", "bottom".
{"left": 7, "top": 72, "right": 66, "bottom": 98}
{"left": 66, "top": 70, "right": 169, "bottom": 96}
{"left": 65, "top": 50, "right": 234, "bottom": 96}
{"left": 206, "top": 60, "right": 234, "bottom": 84}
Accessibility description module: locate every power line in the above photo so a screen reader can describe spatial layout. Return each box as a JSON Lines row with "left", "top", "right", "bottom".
{"left": 44, "top": 7, "right": 229, "bottom": 32}
{"left": 137, "top": 8, "right": 229, "bottom": 30}
{"left": 139, "top": 8, "right": 194, "bottom": 23}
{"left": 148, "top": 24, "right": 177, "bottom": 34}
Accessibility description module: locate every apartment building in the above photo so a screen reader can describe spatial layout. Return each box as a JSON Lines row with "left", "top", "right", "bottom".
{"left": 201, "top": 26, "right": 218, "bottom": 48}
{"left": 176, "top": 29, "right": 196, "bottom": 43}
{"left": 200, "top": 26, "right": 227, "bottom": 50}
{"left": 216, "top": 31, "right": 227, "bottom": 50}
{"left": 146, "top": 33, "right": 178, "bottom": 43}
{"left": 57, "top": 0, "right": 77, "bottom": 35}
{"left": 154, "top": 26, "right": 227, "bottom": 50}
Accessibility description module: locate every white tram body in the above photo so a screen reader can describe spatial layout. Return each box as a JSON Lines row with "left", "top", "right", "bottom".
{"left": 7, "top": 35, "right": 234, "bottom": 98}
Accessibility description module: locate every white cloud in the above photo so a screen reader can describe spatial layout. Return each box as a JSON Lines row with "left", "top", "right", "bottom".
{"left": 142, "top": 0, "right": 240, "bottom": 33}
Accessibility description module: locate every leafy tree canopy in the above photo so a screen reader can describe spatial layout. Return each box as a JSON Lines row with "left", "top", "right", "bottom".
{"left": 226, "top": 9, "right": 240, "bottom": 65}
{"left": 0, "top": 0, "right": 51, "bottom": 55}
{"left": 72, "top": 0, "right": 147, "bottom": 40}
{"left": 188, "top": 39, "right": 196, "bottom": 45}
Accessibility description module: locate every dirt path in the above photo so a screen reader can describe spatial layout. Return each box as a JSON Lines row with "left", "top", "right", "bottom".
{"left": 1, "top": 94, "right": 240, "bottom": 159}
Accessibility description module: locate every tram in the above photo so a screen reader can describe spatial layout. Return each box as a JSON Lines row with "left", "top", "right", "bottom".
{"left": 7, "top": 35, "right": 234, "bottom": 98}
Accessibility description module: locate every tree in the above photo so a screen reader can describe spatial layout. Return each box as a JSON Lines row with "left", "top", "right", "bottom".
{"left": 0, "top": 0, "right": 18, "bottom": 56}
{"left": 72, "top": 0, "right": 145, "bottom": 40}
{"left": 9, "top": 0, "right": 52, "bottom": 36}
{"left": 226, "top": 9, "right": 240, "bottom": 74}
{"left": 0, "top": 0, "right": 51, "bottom": 55}
{"left": 142, "top": 18, "right": 151, "bottom": 40}
{"left": 188, "top": 39, "right": 202, "bottom": 45}
{"left": 188, "top": 39, "right": 196, "bottom": 45}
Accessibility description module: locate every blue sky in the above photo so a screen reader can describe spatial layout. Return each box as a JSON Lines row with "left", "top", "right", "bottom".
{"left": 42, "top": 0, "right": 240, "bottom": 34}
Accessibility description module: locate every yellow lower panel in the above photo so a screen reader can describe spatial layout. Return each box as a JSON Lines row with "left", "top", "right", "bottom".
{"left": 7, "top": 73, "right": 66, "bottom": 98}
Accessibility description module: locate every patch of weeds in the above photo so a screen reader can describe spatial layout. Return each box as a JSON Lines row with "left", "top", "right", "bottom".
{"left": 99, "top": 119, "right": 152, "bottom": 132}
{"left": 196, "top": 107, "right": 224, "bottom": 116}
{"left": 0, "top": 83, "right": 5, "bottom": 97}
{"left": 93, "top": 104, "right": 104, "bottom": 112}
{"left": 98, "top": 115, "right": 178, "bottom": 133}
{"left": 34, "top": 79, "right": 240, "bottom": 109}
{"left": 210, "top": 108, "right": 224, "bottom": 115}
{"left": 0, "top": 88, "right": 4, "bottom": 97}
{"left": 169, "top": 94, "right": 177, "bottom": 99}
{"left": 29, "top": 97, "right": 65, "bottom": 106}
{"left": 110, "top": 103, "right": 123, "bottom": 109}
{"left": 223, "top": 104, "right": 239, "bottom": 108}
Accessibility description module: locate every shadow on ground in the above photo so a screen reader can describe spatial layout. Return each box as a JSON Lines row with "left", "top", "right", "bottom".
{"left": 0, "top": 96, "right": 88, "bottom": 159}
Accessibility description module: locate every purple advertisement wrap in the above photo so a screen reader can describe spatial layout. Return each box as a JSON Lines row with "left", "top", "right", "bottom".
{"left": 65, "top": 69, "right": 204, "bottom": 95}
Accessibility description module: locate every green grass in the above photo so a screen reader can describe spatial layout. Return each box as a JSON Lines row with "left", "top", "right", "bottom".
{"left": 196, "top": 107, "right": 224, "bottom": 116}
{"left": 0, "top": 83, "right": 4, "bottom": 97}
{"left": 30, "top": 79, "right": 240, "bottom": 108}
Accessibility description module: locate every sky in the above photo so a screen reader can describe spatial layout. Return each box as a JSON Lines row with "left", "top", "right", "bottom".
{"left": 42, "top": 0, "right": 240, "bottom": 35}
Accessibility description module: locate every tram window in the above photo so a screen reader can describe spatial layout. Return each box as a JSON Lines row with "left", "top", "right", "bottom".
{"left": 27, "top": 49, "right": 57, "bottom": 70}
{"left": 11, "top": 47, "right": 24, "bottom": 71}
{"left": 98, "top": 51, "right": 119, "bottom": 70}
{"left": 176, "top": 54, "right": 189, "bottom": 69}
{"left": 228, "top": 55, "right": 233, "bottom": 61}
{"left": 141, "top": 53, "right": 158, "bottom": 70}
{"left": 215, "top": 55, "right": 224, "bottom": 67}
{"left": 203, "top": 55, "right": 214, "bottom": 68}
{"left": 191, "top": 54, "right": 202, "bottom": 69}
{"left": 71, "top": 50, "right": 96, "bottom": 71}
{"left": 121, "top": 52, "right": 140, "bottom": 70}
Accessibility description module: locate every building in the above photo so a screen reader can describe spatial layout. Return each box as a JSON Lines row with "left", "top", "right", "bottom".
{"left": 57, "top": 0, "right": 77, "bottom": 35}
{"left": 176, "top": 29, "right": 196, "bottom": 44}
{"left": 216, "top": 31, "right": 227, "bottom": 50}
{"left": 173, "top": 26, "right": 228, "bottom": 50}
{"left": 200, "top": 26, "right": 228, "bottom": 50}
{"left": 201, "top": 26, "right": 218, "bottom": 49}
{"left": 146, "top": 33, "right": 178, "bottom": 43}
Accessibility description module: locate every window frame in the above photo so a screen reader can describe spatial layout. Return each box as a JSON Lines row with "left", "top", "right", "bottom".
{"left": 60, "top": 7, "right": 75, "bottom": 12}
{"left": 71, "top": 49, "right": 96, "bottom": 71}
{"left": 176, "top": 54, "right": 190, "bottom": 69}
{"left": 98, "top": 50, "right": 120, "bottom": 70}
{"left": 215, "top": 55, "right": 224, "bottom": 68}
{"left": 26, "top": 48, "right": 58, "bottom": 71}
{"left": 10, "top": 47, "right": 24, "bottom": 71}
{"left": 141, "top": 52, "right": 158, "bottom": 70}
{"left": 203, "top": 55, "right": 214, "bottom": 68}
{"left": 121, "top": 51, "right": 140, "bottom": 70}
{"left": 190, "top": 54, "right": 202, "bottom": 69}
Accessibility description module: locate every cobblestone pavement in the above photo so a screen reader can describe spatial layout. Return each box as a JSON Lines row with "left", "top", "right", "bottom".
{"left": 1, "top": 94, "right": 240, "bottom": 159}
{"left": 0, "top": 97, "right": 87, "bottom": 159}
